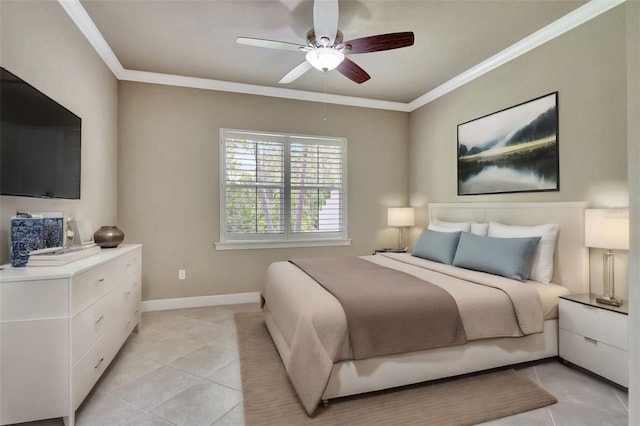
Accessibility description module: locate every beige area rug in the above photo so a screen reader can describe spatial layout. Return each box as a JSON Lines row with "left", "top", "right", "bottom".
{"left": 235, "top": 311, "right": 557, "bottom": 426}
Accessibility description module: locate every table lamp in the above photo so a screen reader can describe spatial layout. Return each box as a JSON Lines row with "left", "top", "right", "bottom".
{"left": 388, "top": 207, "right": 415, "bottom": 250}
{"left": 584, "top": 209, "right": 629, "bottom": 307}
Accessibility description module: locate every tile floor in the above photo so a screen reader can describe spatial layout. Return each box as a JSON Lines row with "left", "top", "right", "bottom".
{"left": 14, "top": 304, "right": 628, "bottom": 426}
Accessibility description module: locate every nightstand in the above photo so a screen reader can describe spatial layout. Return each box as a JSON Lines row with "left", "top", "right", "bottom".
{"left": 373, "top": 248, "right": 407, "bottom": 255}
{"left": 558, "top": 294, "right": 628, "bottom": 387}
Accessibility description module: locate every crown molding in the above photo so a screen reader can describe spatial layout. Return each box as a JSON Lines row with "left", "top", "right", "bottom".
{"left": 59, "top": 0, "right": 625, "bottom": 113}
{"left": 120, "top": 69, "right": 412, "bottom": 112}
{"left": 409, "top": 0, "right": 626, "bottom": 111}
{"left": 58, "top": 0, "right": 125, "bottom": 78}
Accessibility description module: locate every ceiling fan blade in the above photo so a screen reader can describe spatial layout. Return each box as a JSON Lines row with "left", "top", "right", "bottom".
{"left": 236, "top": 37, "right": 307, "bottom": 52}
{"left": 279, "top": 61, "right": 313, "bottom": 84}
{"left": 336, "top": 58, "right": 370, "bottom": 84}
{"left": 338, "top": 32, "right": 414, "bottom": 54}
{"left": 313, "top": 0, "right": 339, "bottom": 46}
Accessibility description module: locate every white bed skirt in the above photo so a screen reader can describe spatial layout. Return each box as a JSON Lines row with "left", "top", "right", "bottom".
{"left": 264, "top": 307, "right": 558, "bottom": 401}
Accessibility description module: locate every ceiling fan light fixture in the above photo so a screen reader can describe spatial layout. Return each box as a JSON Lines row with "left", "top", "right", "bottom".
{"left": 305, "top": 47, "right": 345, "bottom": 72}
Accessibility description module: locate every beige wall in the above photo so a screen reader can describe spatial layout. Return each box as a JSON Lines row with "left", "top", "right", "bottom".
{"left": 409, "top": 6, "right": 629, "bottom": 298}
{"left": 0, "top": 0, "right": 119, "bottom": 264}
{"left": 625, "top": 1, "right": 640, "bottom": 422}
{"left": 118, "top": 82, "right": 409, "bottom": 300}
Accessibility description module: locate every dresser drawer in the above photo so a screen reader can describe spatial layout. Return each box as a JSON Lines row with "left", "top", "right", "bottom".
{"left": 116, "top": 302, "right": 141, "bottom": 347}
{"left": 114, "top": 275, "right": 141, "bottom": 344}
{"left": 559, "top": 329, "right": 628, "bottom": 387}
{"left": 558, "top": 299, "right": 627, "bottom": 350}
{"left": 72, "top": 264, "right": 116, "bottom": 316}
{"left": 118, "top": 249, "right": 142, "bottom": 279}
{"left": 72, "top": 325, "right": 120, "bottom": 410}
{"left": 112, "top": 275, "right": 141, "bottom": 312}
{"left": 71, "top": 291, "right": 115, "bottom": 363}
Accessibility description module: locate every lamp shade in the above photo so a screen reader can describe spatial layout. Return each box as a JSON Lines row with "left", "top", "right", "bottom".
{"left": 306, "top": 48, "right": 345, "bottom": 71}
{"left": 584, "top": 209, "right": 629, "bottom": 250}
{"left": 388, "top": 207, "right": 415, "bottom": 227}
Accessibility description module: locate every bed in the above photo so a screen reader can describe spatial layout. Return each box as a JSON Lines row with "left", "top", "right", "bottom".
{"left": 261, "top": 202, "right": 589, "bottom": 415}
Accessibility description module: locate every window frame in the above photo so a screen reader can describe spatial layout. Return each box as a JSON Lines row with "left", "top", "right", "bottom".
{"left": 216, "top": 129, "right": 350, "bottom": 250}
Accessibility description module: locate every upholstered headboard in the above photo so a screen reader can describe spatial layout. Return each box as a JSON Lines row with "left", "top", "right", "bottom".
{"left": 429, "top": 202, "right": 589, "bottom": 294}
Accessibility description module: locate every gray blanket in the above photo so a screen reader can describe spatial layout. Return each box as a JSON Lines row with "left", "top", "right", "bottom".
{"left": 290, "top": 257, "right": 466, "bottom": 360}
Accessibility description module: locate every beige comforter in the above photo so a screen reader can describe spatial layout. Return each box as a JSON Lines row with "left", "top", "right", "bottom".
{"left": 262, "top": 253, "right": 569, "bottom": 415}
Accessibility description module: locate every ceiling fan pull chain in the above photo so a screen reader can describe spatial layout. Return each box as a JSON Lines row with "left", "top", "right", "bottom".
{"left": 323, "top": 72, "right": 327, "bottom": 121}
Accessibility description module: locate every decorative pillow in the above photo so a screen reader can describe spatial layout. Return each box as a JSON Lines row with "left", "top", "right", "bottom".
{"left": 488, "top": 222, "right": 559, "bottom": 283}
{"left": 412, "top": 229, "right": 462, "bottom": 265}
{"left": 428, "top": 219, "right": 472, "bottom": 233}
{"left": 452, "top": 233, "right": 541, "bottom": 282}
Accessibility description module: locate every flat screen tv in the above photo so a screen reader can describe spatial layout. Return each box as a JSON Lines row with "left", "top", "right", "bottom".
{"left": 1, "top": 67, "right": 81, "bottom": 199}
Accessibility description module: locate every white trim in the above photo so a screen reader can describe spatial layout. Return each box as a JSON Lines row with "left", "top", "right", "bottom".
{"left": 140, "top": 292, "right": 261, "bottom": 312}
{"left": 409, "top": 0, "right": 626, "bottom": 110}
{"left": 57, "top": 0, "right": 125, "bottom": 78}
{"left": 58, "top": 0, "right": 626, "bottom": 112}
{"left": 219, "top": 129, "right": 348, "bottom": 246}
{"left": 120, "top": 69, "right": 410, "bottom": 112}
{"left": 215, "top": 238, "right": 352, "bottom": 251}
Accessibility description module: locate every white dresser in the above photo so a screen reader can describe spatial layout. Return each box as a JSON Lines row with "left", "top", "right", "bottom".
{"left": 559, "top": 293, "right": 628, "bottom": 387}
{"left": 0, "top": 244, "right": 142, "bottom": 426}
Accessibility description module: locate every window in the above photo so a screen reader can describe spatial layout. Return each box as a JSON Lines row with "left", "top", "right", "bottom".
{"left": 217, "top": 129, "right": 349, "bottom": 249}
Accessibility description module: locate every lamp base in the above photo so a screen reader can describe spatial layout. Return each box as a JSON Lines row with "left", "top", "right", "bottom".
{"left": 595, "top": 295, "right": 623, "bottom": 307}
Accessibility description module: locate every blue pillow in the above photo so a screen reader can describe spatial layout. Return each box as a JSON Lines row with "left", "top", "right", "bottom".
{"left": 412, "top": 229, "right": 462, "bottom": 264}
{"left": 452, "top": 233, "right": 541, "bottom": 282}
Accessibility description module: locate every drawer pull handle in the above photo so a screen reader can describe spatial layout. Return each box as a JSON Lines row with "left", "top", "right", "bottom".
{"left": 98, "top": 278, "right": 105, "bottom": 283}
{"left": 584, "top": 336, "right": 598, "bottom": 345}
{"left": 582, "top": 305, "right": 596, "bottom": 310}
{"left": 94, "top": 357, "right": 105, "bottom": 369}
{"left": 96, "top": 315, "right": 105, "bottom": 323}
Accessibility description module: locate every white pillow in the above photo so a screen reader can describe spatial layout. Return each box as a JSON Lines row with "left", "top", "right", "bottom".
{"left": 470, "top": 222, "right": 489, "bottom": 236}
{"left": 487, "top": 221, "right": 559, "bottom": 283}
{"left": 428, "top": 219, "right": 471, "bottom": 233}
{"left": 428, "top": 219, "right": 489, "bottom": 236}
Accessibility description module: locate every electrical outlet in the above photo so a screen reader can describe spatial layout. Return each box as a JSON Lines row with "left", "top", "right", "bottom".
{"left": 178, "top": 269, "right": 186, "bottom": 280}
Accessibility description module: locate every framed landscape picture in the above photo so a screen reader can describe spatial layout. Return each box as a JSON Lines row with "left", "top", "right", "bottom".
{"left": 457, "top": 92, "right": 559, "bottom": 196}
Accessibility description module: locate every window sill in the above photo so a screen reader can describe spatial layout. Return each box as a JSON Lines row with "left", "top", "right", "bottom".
{"left": 215, "top": 238, "right": 352, "bottom": 251}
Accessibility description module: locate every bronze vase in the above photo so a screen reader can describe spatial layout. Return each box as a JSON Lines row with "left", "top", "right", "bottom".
{"left": 93, "top": 226, "right": 125, "bottom": 248}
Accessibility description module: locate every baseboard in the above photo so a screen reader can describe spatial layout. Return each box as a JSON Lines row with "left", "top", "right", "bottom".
{"left": 141, "top": 292, "right": 261, "bottom": 312}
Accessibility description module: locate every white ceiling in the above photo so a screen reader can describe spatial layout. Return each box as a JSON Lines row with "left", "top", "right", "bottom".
{"left": 69, "top": 0, "right": 621, "bottom": 110}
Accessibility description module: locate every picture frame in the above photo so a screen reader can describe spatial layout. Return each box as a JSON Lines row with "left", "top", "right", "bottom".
{"left": 457, "top": 92, "right": 559, "bottom": 196}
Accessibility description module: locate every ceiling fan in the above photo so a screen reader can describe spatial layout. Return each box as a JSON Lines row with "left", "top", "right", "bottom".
{"left": 236, "top": 0, "right": 414, "bottom": 84}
